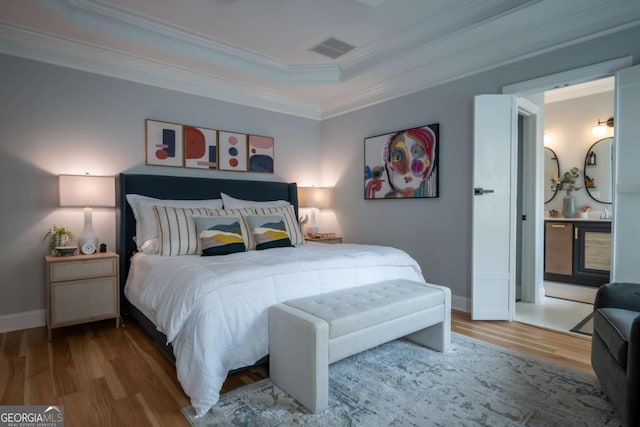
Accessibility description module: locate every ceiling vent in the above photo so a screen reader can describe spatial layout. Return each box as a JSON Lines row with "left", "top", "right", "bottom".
{"left": 310, "top": 37, "right": 355, "bottom": 60}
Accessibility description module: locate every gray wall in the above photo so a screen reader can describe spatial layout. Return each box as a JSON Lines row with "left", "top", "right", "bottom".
{"left": 0, "top": 53, "right": 320, "bottom": 318}
{"left": 321, "top": 26, "right": 640, "bottom": 306}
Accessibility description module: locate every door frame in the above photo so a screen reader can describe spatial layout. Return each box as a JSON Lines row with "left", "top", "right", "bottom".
{"left": 502, "top": 56, "right": 631, "bottom": 307}
{"left": 515, "top": 97, "right": 542, "bottom": 303}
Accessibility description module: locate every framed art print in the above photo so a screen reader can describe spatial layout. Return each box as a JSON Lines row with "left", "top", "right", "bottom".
{"left": 248, "top": 134, "right": 274, "bottom": 173}
{"left": 218, "top": 131, "right": 248, "bottom": 172}
{"left": 146, "top": 119, "right": 184, "bottom": 167}
{"left": 184, "top": 125, "right": 218, "bottom": 169}
{"left": 364, "top": 123, "right": 439, "bottom": 199}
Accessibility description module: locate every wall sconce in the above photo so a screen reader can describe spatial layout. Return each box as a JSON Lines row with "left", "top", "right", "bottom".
{"left": 59, "top": 174, "right": 115, "bottom": 254}
{"left": 298, "top": 186, "right": 333, "bottom": 234}
{"left": 592, "top": 117, "right": 614, "bottom": 137}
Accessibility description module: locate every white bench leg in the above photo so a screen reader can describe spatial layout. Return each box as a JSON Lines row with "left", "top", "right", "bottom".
{"left": 269, "top": 304, "right": 330, "bottom": 413}
{"left": 406, "top": 284, "right": 451, "bottom": 352}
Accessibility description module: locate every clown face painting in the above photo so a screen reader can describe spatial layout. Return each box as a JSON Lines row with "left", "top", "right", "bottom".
{"left": 364, "top": 124, "right": 438, "bottom": 199}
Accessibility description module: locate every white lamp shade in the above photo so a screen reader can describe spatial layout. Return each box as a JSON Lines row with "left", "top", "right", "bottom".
{"left": 59, "top": 175, "right": 116, "bottom": 207}
{"left": 298, "top": 187, "right": 332, "bottom": 209}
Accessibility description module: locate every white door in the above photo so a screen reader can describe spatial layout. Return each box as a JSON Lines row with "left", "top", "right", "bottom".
{"left": 612, "top": 64, "right": 640, "bottom": 281}
{"left": 472, "top": 95, "right": 517, "bottom": 320}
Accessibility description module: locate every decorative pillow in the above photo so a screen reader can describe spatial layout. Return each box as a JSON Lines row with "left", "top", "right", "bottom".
{"left": 248, "top": 205, "right": 304, "bottom": 246}
{"left": 205, "top": 208, "right": 253, "bottom": 248}
{"left": 126, "top": 194, "right": 223, "bottom": 251}
{"left": 220, "top": 192, "right": 290, "bottom": 209}
{"left": 245, "top": 214, "right": 293, "bottom": 250}
{"left": 193, "top": 216, "right": 247, "bottom": 256}
{"left": 154, "top": 206, "right": 211, "bottom": 256}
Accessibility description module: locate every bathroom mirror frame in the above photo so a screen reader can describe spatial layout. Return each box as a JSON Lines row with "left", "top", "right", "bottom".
{"left": 544, "top": 147, "right": 560, "bottom": 204}
{"left": 584, "top": 137, "right": 613, "bottom": 204}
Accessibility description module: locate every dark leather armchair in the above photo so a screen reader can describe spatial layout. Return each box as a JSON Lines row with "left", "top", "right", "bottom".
{"left": 591, "top": 282, "right": 640, "bottom": 426}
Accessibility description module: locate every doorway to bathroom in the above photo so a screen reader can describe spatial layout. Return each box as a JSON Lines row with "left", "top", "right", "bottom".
{"left": 514, "top": 76, "right": 615, "bottom": 335}
{"left": 471, "top": 57, "right": 639, "bottom": 326}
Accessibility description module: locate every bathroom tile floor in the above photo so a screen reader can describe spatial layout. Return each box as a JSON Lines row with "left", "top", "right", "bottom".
{"left": 515, "top": 296, "right": 594, "bottom": 338}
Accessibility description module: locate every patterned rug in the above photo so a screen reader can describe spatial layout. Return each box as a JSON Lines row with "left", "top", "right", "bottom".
{"left": 183, "top": 333, "right": 620, "bottom": 426}
{"left": 570, "top": 312, "right": 594, "bottom": 336}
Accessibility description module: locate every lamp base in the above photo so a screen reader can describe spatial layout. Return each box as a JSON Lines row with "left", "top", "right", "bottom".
{"left": 79, "top": 207, "right": 98, "bottom": 255}
{"left": 78, "top": 237, "right": 98, "bottom": 255}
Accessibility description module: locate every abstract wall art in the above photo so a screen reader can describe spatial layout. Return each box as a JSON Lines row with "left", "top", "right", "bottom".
{"left": 219, "top": 131, "right": 248, "bottom": 172}
{"left": 248, "top": 134, "right": 274, "bottom": 173}
{"left": 364, "top": 123, "right": 439, "bottom": 199}
{"left": 184, "top": 125, "right": 218, "bottom": 169}
{"left": 146, "top": 119, "right": 184, "bottom": 167}
{"left": 144, "top": 119, "right": 274, "bottom": 173}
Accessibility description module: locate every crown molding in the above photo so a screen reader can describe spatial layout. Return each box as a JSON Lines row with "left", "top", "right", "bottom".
{"left": 544, "top": 76, "right": 614, "bottom": 104}
{"left": 0, "top": 22, "right": 323, "bottom": 119}
{"left": 320, "top": 18, "right": 640, "bottom": 120}
{"left": 40, "top": 0, "right": 341, "bottom": 84}
{"left": 3, "top": 1, "right": 640, "bottom": 122}
{"left": 339, "top": 0, "right": 539, "bottom": 82}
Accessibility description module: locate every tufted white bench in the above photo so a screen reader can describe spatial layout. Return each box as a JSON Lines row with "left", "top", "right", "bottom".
{"left": 268, "top": 279, "right": 451, "bottom": 412}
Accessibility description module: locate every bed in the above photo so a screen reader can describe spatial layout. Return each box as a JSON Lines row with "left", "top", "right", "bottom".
{"left": 117, "top": 173, "right": 425, "bottom": 417}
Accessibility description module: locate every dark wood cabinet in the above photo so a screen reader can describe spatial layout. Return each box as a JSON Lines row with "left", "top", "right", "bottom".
{"left": 544, "top": 222, "right": 573, "bottom": 275}
{"left": 544, "top": 220, "right": 611, "bottom": 287}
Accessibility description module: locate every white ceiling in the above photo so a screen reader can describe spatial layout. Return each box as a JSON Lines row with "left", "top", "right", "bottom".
{"left": 1, "top": 0, "right": 639, "bottom": 119}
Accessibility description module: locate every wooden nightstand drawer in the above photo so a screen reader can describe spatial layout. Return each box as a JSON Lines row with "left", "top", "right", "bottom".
{"left": 51, "top": 277, "right": 117, "bottom": 326}
{"left": 49, "top": 257, "right": 116, "bottom": 282}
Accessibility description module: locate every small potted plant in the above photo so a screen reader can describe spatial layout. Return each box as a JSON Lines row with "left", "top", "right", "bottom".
{"left": 43, "top": 225, "right": 75, "bottom": 255}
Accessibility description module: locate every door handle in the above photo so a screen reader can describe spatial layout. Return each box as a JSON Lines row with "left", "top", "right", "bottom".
{"left": 474, "top": 188, "right": 495, "bottom": 196}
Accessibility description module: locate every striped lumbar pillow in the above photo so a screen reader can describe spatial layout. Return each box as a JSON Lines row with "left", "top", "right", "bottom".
{"left": 193, "top": 215, "right": 247, "bottom": 256}
{"left": 245, "top": 214, "right": 293, "bottom": 251}
{"left": 153, "top": 206, "right": 211, "bottom": 256}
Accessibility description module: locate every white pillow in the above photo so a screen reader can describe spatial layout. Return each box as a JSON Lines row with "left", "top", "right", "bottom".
{"left": 126, "top": 194, "right": 223, "bottom": 251}
{"left": 220, "top": 192, "right": 290, "bottom": 209}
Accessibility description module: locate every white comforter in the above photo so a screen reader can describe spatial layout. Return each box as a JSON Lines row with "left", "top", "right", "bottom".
{"left": 129, "top": 243, "right": 424, "bottom": 416}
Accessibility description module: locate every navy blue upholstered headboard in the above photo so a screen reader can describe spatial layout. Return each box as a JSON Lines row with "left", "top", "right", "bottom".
{"left": 116, "top": 173, "right": 298, "bottom": 306}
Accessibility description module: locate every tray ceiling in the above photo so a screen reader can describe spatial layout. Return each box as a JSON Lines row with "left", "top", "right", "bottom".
{"left": 0, "top": 0, "right": 639, "bottom": 119}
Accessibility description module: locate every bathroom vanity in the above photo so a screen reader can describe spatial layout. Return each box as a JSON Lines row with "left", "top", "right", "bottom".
{"left": 544, "top": 218, "right": 611, "bottom": 287}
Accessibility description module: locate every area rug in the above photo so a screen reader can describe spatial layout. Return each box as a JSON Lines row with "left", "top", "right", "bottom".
{"left": 570, "top": 312, "right": 594, "bottom": 336}
{"left": 182, "top": 333, "right": 620, "bottom": 426}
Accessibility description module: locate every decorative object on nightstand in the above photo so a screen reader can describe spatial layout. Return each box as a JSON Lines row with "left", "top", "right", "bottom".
{"left": 45, "top": 250, "right": 120, "bottom": 340}
{"left": 59, "top": 174, "right": 116, "bottom": 255}
{"left": 298, "top": 186, "right": 333, "bottom": 234}
{"left": 42, "top": 225, "right": 75, "bottom": 255}
{"left": 304, "top": 232, "right": 343, "bottom": 244}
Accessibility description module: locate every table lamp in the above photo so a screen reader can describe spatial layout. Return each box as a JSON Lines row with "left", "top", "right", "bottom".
{"left": 59, "top": 174, "right": 115, "bottom": 255}
{"left": 298, "top": 186, "right": 332, "bottom": 234}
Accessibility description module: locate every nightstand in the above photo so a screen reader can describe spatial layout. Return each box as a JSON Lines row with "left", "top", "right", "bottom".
{"left": 45, "top": 251, "right": 120, "bottom": 340}
{"left": 305, "top": 236, "right": 343, "bottom": 244}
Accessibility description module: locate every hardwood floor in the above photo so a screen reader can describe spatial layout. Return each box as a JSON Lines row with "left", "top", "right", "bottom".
{"left": 0, "top": 311, "right": 593, "bottom": 426}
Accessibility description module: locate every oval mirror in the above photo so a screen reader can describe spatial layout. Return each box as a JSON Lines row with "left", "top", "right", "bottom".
{"left": 584, "top": 137, "right": 613, "bottom": 204}
{"left": 544, "top": 147, "right": 560, "bottom": 203}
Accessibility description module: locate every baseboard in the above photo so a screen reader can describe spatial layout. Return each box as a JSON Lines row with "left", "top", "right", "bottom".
{"left": 0, "top": 309, "right": 46, "bottom": 333}
{"left": 452, "top": 295, "right": 470, "bottom": 313}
